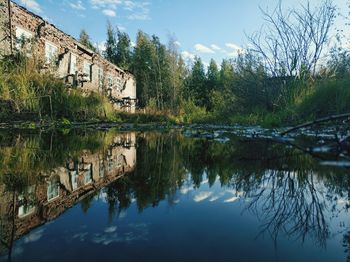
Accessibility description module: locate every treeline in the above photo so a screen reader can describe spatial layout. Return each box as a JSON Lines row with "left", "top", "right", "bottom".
{"left": 79, "top": 0, "right": 350, "bottom": 126}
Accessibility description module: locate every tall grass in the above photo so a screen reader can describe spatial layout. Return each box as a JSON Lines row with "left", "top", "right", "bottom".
{"left": 0, "top": 53, "right": 114, "bottom": 121}
{"left": 297, "top": 76, "right": 350, "bottom": 120}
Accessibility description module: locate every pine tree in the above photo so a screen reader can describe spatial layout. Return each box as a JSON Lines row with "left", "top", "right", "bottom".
{"left": 115, "top": 29, "right": 131, "bottom": 70}
{"left": 79, "top": 29, "right": 97, "bottom": 52}
{"left": 186, "top": 57, "right": 207, "bottom": 107}
{"left": 132, "top": 31, "right": 154, "bottom": 107}
{"left": 104, "top": 21, "right": 118, "bottom": 65}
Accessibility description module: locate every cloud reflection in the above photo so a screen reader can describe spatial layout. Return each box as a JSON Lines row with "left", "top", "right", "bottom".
{"left": 193, "top": 192, "right": 213, "bottom": 202}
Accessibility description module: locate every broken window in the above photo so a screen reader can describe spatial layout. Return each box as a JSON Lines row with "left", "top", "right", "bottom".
{"left": 70, "top": 53, "right": 77, "bottom": 74}
{"left": 84, "top": 164, "right": 93, "bottom": 184}
{"left": 69, "top": 170, "right": 78, "bottom": 191}
{"left": 115, "top": 77, "right": 124, "bottom": 92}
{"left": 47, "top": 176, "right": 60, "bottom": 201}
{"left": 99, "top": 159, "right": 104, "bottom": 177}
{"left": 18, "top": 186, "right": 36, "bottom": 218}
{"left": 108, "top": 76, "right": 114, "bottom": 88}
{"left": 83, "top": 61, "right": 92, "bottom": 81}
{"left": 98, "top": 67, "right": 104, "bottom": 87}
{"left": 45, "top": 41, "right": 58, "bottom": 64}
{"left": 15, "top": 26, "right": 33, "bottom": 51}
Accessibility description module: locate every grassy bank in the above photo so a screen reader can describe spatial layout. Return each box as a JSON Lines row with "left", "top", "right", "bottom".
{"left": 1, "top": 53, "right": 350, "bottom": 129}
{"left": 0, "top": 54, "right": 115, "bottom": 123}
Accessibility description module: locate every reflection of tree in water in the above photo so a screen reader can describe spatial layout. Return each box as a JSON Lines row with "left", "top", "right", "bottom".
{"left": 238, "top": 171, "right": 329, "bottom": 247}
{"left": 2, "top": 130, "right": 350, "bottom": 260}
{"left": 106, "top": 133, "right": 350, "bottom": 253}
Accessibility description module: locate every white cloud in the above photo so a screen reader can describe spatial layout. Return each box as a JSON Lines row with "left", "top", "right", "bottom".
{"left": 174, "top": 41, "right": 181, "bottom": 47}
{"left": 117, "top": 25, "right": 126, "bottom": 31}
{"left": 128, "top": 13, "right": 150, "bottom": 20}
{"left": 20, "top": 0, "right": 42, "bottom": 13}
{"left": 193, "top": 191, "right": 213, "bottom": 202}
{"left": 90, "top": 0, "right": 151, "bottom": 21}
{"left": 225, "top": 43, "right": 242, "bottom": 50}
{"left": 201, "top": 179, "right": 209, "bottom": 185}
{"left": 124, "top": 1, "right": 149, "bottom": 11}
{"left": 95, "top": 41, "right": 106, "bottom": 52}
{"left": 211, "top": 44, "right": 221, "bottom": 51}
{"left": 24, "top": 229, "right": 45, "bottom": 243}
{"left": 209, "top": 195, "right": 221, "bottom": 202}
{"left": 225, "top": 43, "right": 246, "bottom": 57}
{"left": 180, "top": 185, "right": 194, "bottom": 194}
{"left": 195, "top": 44, "right": 215, "bottom": 54}
{"left": 223, "top": 196, "right": 239, "bottom": 203}
{"left": 103, "top": 9, "right": 116, "bottom": 16}
{"left": 104, "top": 226, "right": 117, "bottom": 233}
{"left": 69, "top": 0, "right": 86, "bottom": 10}
{"left": 181, "top": 51, "right": 195, "bottom": 62}
{"left": 91, "top": 0, "right": 122, "bottom": 9}
{"left": 124, "top": 1, "right": 150, "bottom": 20}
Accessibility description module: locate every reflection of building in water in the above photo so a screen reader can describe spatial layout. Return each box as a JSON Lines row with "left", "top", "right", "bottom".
{"left": 0, "top": 133, "right": 136, "bottom": 256}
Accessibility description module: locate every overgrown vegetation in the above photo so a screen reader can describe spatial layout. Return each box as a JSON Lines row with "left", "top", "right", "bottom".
{"left": 1, "top": 0, "right": 350, "bottom": 128}
{"left": 0, "top": 53, "right": 115, "bottom": 122}
{"left": 97, "top": 0, "right": 350, "bottom": 127}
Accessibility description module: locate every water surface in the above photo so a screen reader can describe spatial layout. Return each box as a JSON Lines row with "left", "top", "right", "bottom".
{"left": 0, "top": 129, "right": 349, "bottom": 262}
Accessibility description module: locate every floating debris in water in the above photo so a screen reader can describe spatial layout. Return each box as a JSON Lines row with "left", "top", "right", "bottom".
{"left": 312, "top": 146, "right": 333, "bottom": 153}
{"left": 320, "top": 161, "right": 350, "bottom": 168}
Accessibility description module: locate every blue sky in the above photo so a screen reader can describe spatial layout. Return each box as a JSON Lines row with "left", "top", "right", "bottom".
{"left": 15, "top": 0, "right": 350, "bottom": 66}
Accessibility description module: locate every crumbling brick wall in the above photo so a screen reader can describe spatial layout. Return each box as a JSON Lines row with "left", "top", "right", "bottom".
{"left": 5, "top": 1, "right": 137, "bottom": 112}
{"left": 0, "top": 0, "right": 10, "bottom": 56}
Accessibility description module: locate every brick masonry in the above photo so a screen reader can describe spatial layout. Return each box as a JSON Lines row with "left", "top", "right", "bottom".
{"left": 0, "top": 1, "right": 137, "bottom": 112}
{"left": 0, "top": 0, "right": 10, "bottom": 56}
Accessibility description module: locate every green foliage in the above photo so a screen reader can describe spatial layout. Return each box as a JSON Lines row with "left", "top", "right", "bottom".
{"left": 0, "top": 54, "right": 114, "bottom": 122}
{"left": 79, "top": 29, "right": 97, "bottom": 52}
{"left": 185, "top": 57, "right": 207, "bottom": 108}
{"left": 298, "top": 76, "right": 350, "bottom": 120}
{"left": 104, "top": 21, "right": 118, "bottom": 65}
{"left": 179, "top": 99, "right": 210, "bottom": 124}
{"left": 115, "top": 29, "right": 132, "bottom": 70}
{"left": 132, "top": 31, "right": 185, "bottom": 112}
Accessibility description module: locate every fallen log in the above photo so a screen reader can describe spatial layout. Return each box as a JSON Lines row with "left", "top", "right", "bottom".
{"left": 280, "top": 113, "right": 350, "bottom": 136}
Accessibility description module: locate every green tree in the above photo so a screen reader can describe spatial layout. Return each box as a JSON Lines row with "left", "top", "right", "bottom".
{"left": 219, "top": 59, "right": 234, "bottom": 90}
{"left": 206, "top": 59, "right": 220, "bottom": 110}
{"left": 185, "top": 57, "right": 207, "bottom": 108}
{"left": 210, "top": 59, "right": 236, "bottom": 116}
{"left": 167, "top": 37, "right": 187, "bottom": 112}
{"left": 104, "top": 21, "right": 117, "bottom": 65}
{"left": 207, "top": 59, "right": 219, "bottom": 91}
{"left": 79, "top": 29, "right": 97, "bottom": 52}
{"left": 115, "top": 29, "right": 131, "bottom": 70}
{"left": 132, "top": 31, "right": 154, "bottom": 107}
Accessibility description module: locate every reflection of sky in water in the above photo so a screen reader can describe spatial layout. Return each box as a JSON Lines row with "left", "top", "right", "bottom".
{"left": 6, "top": 174, "right": 350, "bottom": 262}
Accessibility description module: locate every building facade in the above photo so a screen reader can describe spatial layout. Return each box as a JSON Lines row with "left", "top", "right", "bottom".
{"left": 0, "top": 0, "right": 10, "bottom": 56}
{"left": 0, "top": 0, "right": 137, "bottom": 112}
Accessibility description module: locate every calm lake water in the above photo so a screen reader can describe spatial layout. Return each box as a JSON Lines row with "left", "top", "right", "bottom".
{"left": 0, "top": 128, "right": 350, "bottom": 262}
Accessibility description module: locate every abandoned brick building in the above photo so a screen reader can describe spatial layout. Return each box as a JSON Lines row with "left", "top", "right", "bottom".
{"left": 0, "top": 0, "right": 137, "bottom": 112}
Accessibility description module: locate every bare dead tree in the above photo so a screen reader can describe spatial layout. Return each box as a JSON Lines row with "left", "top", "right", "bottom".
{"left": 248, "top": 0, "right": 336, "bottom": 77}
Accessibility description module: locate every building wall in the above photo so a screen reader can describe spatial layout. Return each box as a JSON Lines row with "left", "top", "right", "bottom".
{"left": 4, "top": 1, "right": 137, "bottom": 112}
{"left": 0, "top": 0, "right": 10, "bottom": 56}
